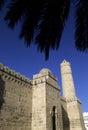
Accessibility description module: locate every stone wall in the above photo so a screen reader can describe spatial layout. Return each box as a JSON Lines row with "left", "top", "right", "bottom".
{"left": 45, "top": 73, "right": 63, "bottom": 130}
{"left": 0, "top": 63, "right": 32, "bottom": 130}
{"left": 67, "top": 98, "right": 85, "bottom": 130}
{"left": 61, "top": 97, "right": 70, "bottom": 130}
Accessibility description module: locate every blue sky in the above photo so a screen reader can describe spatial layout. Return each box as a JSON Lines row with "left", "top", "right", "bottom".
{"left": 0, "top": 5, "right": 88, "bottom": 112}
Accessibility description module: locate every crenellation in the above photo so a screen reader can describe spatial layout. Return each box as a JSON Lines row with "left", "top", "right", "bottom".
{"left": 0, "top": 63, "right": 3, "bottom": 69}
{"left": 0, "top": 63, "right": 31, "bottom": 86}
{"left": 34, "top": 68, "right": 57, "bottom": 82}
{"left": 33, "top": 69, "right": 58, "bottom": 91}
{"left": 25, "top": 78, "right": 30, "bottom": 82}
{"left": 3, "top": 66, "right": 10, "bottom": 73}
{"left": 10, "top": 70, "right": 16, "bottom": 75}
{"left": 15, "top": 72, "right": 21, "bottom": 78}
{"left": 20, "top": 75, "right": 26, "bottom": 80}
{"left": 33, "top": 76, "right": 46, "bottom": 85}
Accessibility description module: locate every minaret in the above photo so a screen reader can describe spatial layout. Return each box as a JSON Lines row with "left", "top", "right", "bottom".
{"left": 60, "top": 60, "right": 85, "bottom": 130}
{"left": 60, "top": 60, "right": 76, "bottom": 101}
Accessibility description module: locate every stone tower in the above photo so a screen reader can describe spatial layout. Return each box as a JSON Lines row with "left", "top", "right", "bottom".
{"left": 60, "top": 60, "right": 76, "bottom": 101}
{"left": 60, "top": 60, "right": 85, "bottom": 130}
{"left": 32, "top": 68, "right": 63, "bottom": 130}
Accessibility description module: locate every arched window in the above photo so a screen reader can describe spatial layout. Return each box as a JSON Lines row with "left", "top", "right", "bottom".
{"left": 52, "top": 106, "right": 56, "bottom": 130}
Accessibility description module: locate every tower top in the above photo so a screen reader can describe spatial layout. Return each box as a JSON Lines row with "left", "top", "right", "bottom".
{"left": 63, "top": 59, "right": 67, "bottom": 62}
{"left": 60, "top": 59, "right": 70, "bottom": 67}
{"left": 39, "top": 68, "right": 52, "bottom": 75}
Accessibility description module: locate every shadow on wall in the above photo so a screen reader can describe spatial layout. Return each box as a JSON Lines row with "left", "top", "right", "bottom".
{"left": 0, "top": 76, "right": 5, "bottom": 109}
{"left": 61, "top": 105, "right": 70, "bottom": 130}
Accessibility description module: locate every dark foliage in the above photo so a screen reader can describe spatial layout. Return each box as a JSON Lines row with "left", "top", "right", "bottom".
{"left": 75, "top": 0, "right": 88, "bottom": 52}
{"left": 0, "top": 0, "right": 5, "bottom": 10}
{"left": 4, "top": 0, "right": 70, "bottom": 59}
{"left": 0, "top": 0, "right": 88, "bottom": 59}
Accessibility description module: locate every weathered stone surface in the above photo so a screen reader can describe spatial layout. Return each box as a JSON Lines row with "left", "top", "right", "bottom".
{"left": 60, "top": 60, "right": 85, "bottom": 130}
{"left": 0, "top": 66, "right": 32, "bottom": 130}
{"left": 0, "top": 61, "right": 85, "bottom": 130}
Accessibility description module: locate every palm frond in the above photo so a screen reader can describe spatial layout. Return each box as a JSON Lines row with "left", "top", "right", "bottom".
{"left": 0, "top": 0, "right": 5, "bottom": 10}
{"left": 4, "top": 0, "right": 27, "bottom": 28}
{"left": 19, "top": 0, "right": 46, "bottom": 46}
{"left": 75, "top": 0, "right": 88, "bottom": 52}
{"left": 36, "top": 0, "right": 70, "bottom": 59}
{"left": 4, "top": 0, "right": 70, "bottom": 60}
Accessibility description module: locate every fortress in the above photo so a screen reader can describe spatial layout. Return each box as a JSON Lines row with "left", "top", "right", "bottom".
{"left": 0, "top": 60, "right": 85, "bottom": 130}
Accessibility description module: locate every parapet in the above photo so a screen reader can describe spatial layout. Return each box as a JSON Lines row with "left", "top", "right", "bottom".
{"left": 33, "top": 68, "right": 60, "bottom": 90}
{"left": 39, "top": 68, "right": 52, "bottom": 75}
{"left": 0, "top": 63, "right": 31, "bottom": 86}
{"left": 33, "top": 68, "right": 57, "bottom": 81}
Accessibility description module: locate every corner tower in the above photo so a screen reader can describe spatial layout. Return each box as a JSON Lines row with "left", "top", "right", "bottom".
{"left": 32, "top": 68, "right": 63, "bottom": 130}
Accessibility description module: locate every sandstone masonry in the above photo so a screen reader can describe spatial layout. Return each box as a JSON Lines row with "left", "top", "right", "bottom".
{"left": 0, "top": 60, "right": 85, "bottom": 130}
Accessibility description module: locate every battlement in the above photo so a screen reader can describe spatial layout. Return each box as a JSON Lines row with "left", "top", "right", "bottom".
{"left": 33, "top": 68, "right": 60, "bottom": 90}
{"left": 33, "top": 68, "right": 57, "bottom": 81}
{"left": 0, "top": 63, "right": 31, "bottom": 86}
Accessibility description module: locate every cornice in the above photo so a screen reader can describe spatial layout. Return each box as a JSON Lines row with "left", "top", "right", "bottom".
{"left": 0, "top": 63, "right": 31, "bottom": 87}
